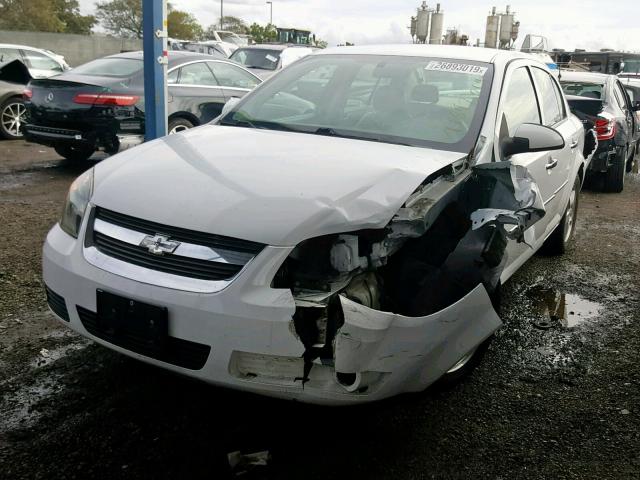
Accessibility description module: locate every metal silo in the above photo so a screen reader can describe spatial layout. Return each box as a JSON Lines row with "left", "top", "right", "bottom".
{"left": 429, "top": 3, "right": 444, "bottom": 45}
{"left": 485, "top": 7, "right": 499, "bottom": 49}
{"left": 499, "top": 5, "right": 514, "bottom": 49}
{"left": 410, "top": 16, "right": 417, "bottom": 41}
{"left": 416, "top": 3, "right": 430, "bottom": 44}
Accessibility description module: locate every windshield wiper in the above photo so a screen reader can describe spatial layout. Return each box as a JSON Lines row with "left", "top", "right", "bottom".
{"left": 313, "top": 127, "right": 411, "bottom": 146}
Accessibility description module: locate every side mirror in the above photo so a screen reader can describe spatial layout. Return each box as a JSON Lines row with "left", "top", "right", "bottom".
{"left": 221, "top": 96, "right": 241, "bottom": 117}
{"left": 632, "top": 100, "right": 640, "bottom": 112}
{"left": 501, "top": 123, "right": 565, "bottom": 158}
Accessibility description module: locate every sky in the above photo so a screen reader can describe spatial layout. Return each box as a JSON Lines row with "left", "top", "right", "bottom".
{"left": 79, "top": 0, "right": 640, "bottom": 52}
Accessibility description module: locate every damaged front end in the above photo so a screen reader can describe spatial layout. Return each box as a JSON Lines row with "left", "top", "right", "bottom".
{"left": 260, "top": 159, "right": 546, "bottom": 398}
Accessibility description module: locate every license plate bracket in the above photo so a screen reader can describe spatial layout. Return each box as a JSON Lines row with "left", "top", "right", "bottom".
{"left": 96, "top": 290, "right": 168, "bottom": 352}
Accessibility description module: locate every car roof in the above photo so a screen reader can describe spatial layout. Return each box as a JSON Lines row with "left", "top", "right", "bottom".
{"left": 0, "top": 43, "right": 54, "bottom": 54}
{"left": 234, "top": 44, "right": 290, "bottom": 51}
{"left": 106, "top": 50, "right": 228, "bottom": 66}
{"left": 560, "top": 71, "right": 613, "bottom": 83}
{"left": 316, "top": 44, "right": 533, "bottom": 64}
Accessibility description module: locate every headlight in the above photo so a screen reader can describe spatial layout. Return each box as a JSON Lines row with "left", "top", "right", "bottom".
{"left": 60, "top": 168, "right": 94, "bottom": 238}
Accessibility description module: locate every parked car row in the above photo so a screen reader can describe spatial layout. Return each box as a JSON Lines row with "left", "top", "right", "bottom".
{"left": 43, "top": 45, "right": 598, "bottom": 405}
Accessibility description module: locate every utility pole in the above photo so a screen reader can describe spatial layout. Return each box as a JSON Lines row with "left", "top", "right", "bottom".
{"left": 266, "top": 1, "right": 273, "bottom": 25}
{"left": 220, "top": 0, "right": 224, "bottom": 29}
{"left": 142, "top": 0, "right": 168, "bottom": 140}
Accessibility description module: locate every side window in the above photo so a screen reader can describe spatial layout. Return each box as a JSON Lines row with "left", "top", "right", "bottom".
{"left": 501, "top": 67, "right": 541, "bottom": 138}
{"left": 613, "top": 83, "right": 627, "bottom": 111}
{"left": 0, "top": 48, "right": 22, "bottom": 65}
{"left": 177, "top": 62, "right": 219, "bottom": 86}
{"left": 625, "top": 87, "right": 635, "bottom": 103}
{"left": 531, "top": 67, "right": 564, "bottom": 126}
{"left": 167, "top": 68, "right": 179, "bottom": 84}
{"left": 208, "top": 62, "right": 259, "bottom": 89}
{"left": 22, "top": 50, "right": 62, "bottom": 72}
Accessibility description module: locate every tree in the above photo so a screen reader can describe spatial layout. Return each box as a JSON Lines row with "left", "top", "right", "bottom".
{"left": 218, "top": 16, "right": 248, "bottom": 34}
{"left": 247, "top": 23, "right": 277, "bottom": 44}
{"left": 95, "top": 0, "right": 143, "bottom": 38}
{"left": 0, "top": 0, "right": 95, "bottom": 34}
{"left": 168, "top": 10, "right": 203, "bottom": 41}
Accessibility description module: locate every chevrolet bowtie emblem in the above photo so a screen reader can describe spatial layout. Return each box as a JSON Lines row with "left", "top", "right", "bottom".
{"left": 139, "top": 234, "right": 180, "bottom": 255}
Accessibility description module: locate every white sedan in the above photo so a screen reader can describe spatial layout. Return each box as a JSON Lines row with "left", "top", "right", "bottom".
{"left": 43, "top": 45, "right": 590, "bottom": 405}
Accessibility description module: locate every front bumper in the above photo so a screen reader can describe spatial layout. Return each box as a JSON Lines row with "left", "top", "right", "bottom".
{"left": 43, "top": 217, "right": 502, "bottom": 405}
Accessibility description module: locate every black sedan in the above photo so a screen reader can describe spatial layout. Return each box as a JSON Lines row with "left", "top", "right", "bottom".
{"left": 560, "top": 71, "right": 638, "bottom": 192}
{"left": 23, "top": 51, "right": 261, "bottom": 161}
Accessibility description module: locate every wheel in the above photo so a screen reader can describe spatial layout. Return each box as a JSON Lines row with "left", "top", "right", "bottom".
{"left": 543, "top": 175, "right": 580, "bottom": 255}
{"left": 437, "top": 335, "right": 494, "bottom": 387}
{"left": 168, "top": 117, "right": 194, "bottom": 134}
{"left": 54, "top": 144, "right": 95, "bottom": 162}
{"left": 603, "top": 146, "right": 626, "bottom": 193}
{"left": 0, "top": 96, "right": 25, "bottom": 139}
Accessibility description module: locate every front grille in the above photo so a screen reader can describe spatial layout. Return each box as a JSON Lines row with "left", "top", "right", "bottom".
{"left": 95, "top": 207, "right": 265, "bottom": 254}
{"left": 90, "top": 207, "right": 265, "bottom": 282}
{"left": 77, "top": 306, "right": 211, "bottom": 370}
{"left": 45, "top": 286, "right": 70, "bottom": 322}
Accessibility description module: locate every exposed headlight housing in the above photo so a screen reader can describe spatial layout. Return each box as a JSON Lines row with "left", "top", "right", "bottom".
{"left": 60, "top": 168, "right": 94, "bottom": 238}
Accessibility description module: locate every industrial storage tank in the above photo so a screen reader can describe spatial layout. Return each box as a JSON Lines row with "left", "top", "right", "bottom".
{"left": 429, "top": 4, "right": 444, "bottom": 45}
{"left": 499, "top": 5, "right": 514, "bottom": 48}
{"left": 485, "top": 7, "right": 499, "bottom": 49}
{"left": 416, "top": 4, "right": 430, "bottom": 43}
{"left": 410, "top": 16, "right": 417, "bottom": 40}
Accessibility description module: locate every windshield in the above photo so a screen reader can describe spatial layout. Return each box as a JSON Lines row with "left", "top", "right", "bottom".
{"left": 71, "top": 58, "right": 142, "bottom": 77}
{"left": 217, "top": 32, "right": 243, "bottom": 46}
{"left": 230, "top": 49, "right": 281, "bottom": 70}
{"left": 220, "top": 54, "right": 494, "bottom": 151}
{"left": 560, "top": 81, "right": 605, "bottom": 99}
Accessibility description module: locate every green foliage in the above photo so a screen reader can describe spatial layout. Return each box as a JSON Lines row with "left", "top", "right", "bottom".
{"left": 0, "top": 0, "right": 96, "bottom": 34}
{"left": 95, "top": 0, "right": 143, "bottom": 38}
{"left": 168, "top": 10, "right": 203, "bottom": 40}
{"left": 248, "top": 23, "right": 277, "bottom": 44}
{"left": 207, "top": 16, "right": 248, "bottom": 35}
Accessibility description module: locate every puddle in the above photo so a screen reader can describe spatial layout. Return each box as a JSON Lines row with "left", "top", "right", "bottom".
{"left": 0, "top": 375, "right": 60, "bottom": 431}
{"left": 527, "top": 286, "right": 602, "bottom": 329}
{"left": 0, "top": 172, "right": 35, "bottom": 191}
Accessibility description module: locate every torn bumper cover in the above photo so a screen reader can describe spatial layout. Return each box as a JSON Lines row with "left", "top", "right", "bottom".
{"left": 334, "top": 284, "right": 502, "bottom": 394}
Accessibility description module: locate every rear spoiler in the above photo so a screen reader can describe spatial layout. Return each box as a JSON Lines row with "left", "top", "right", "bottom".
{"left": 0, "top": 59, "right": 32, "bottom": 85}
{"left": 566, "top": 94, "right": 604, "bottom": 118}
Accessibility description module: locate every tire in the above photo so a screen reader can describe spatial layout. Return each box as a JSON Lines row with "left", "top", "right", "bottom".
{"left": 168, "top": 117, "right": 194, "bottom": 134}
{"left": 627, "top": 144, "right": 637, "bottom": 173}
{"left": 437, "top": 335, "right": 494, "bottom": 387}
{"left": 543, "top": 175, "right": 580, "bottom": 255}
{"left": 604, "top": 146, "right": 626, "bottom": 193}
{"left": 54, "top": 144, "right": 95, "bottom": 162}
{"left": 0, "top": 96, "right": 25, "bottom": 139}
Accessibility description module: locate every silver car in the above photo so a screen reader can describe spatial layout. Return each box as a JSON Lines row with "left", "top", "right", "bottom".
{"left": 43, "top": 45, "right": 591, "bottom": 404}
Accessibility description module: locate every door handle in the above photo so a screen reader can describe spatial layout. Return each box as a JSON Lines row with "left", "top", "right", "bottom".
{"left": 570, "top": 139, "right": 579, "bottom": 149}
{"left": 546, "top": 158, "right": 559, "bottom": 170}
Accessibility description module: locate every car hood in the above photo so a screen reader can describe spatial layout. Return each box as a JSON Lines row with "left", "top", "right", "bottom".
{"left": 92, "top": 126, "right": 465, "bottom": 246}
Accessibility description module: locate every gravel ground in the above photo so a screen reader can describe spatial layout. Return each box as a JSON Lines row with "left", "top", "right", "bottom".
{"left": 0, "top": 140, "right": 638, "bottom": 480}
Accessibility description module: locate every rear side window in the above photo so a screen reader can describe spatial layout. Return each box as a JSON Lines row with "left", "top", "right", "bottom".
{"left": 613, "top": 82, "right": 628, "bottom": 110}
{"left": 208, "top": 62, "right": 259, "bottom": 89}
{"left": 531, "top": 67, "right": 564, "bottom": 125}
{"left": 72, "top": 58, "right": 143, "bottom": 77}
{"left": 0, "top": 48, "right": 22, "bottom": 66}
{"left": 177, "top": 62, "right": 219, "bottom": 86}
{"left": 501, "top": 67, "right": 541, "bottom": 137}
{"left": 23, "top": 50, "right": 62, "bottom": 72}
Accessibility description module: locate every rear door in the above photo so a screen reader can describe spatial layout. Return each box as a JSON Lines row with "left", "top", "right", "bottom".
{"left": 612, "top": 79, "right": 634, "bottom": 149}
{"left": 168, "top": 60, "right": 227, "bottom": 123}
{"left": 495, "top": 63, "right": 566, "bottom": 272}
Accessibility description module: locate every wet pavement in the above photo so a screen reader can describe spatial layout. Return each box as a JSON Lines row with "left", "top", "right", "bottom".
{"left": 0, "top": 140, "right": 639, "bottom": 479}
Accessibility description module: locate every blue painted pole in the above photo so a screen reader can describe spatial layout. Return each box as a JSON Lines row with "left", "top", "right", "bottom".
{"left": 142, "top": 0, "right": 168, "bottom": 141}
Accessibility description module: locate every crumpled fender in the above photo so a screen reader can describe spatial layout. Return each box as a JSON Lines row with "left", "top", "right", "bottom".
{"left": 335, "top": 284, "right": 502, "bottom": 392}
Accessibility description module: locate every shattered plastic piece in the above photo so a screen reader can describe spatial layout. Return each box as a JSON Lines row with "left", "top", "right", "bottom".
{"left": 228, "top": 450, "right": 270, "bottom": 476}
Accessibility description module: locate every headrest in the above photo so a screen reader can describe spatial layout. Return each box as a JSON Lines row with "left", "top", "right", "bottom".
{"left": 411, "top": 84, "right": 439, "bottom": 104}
